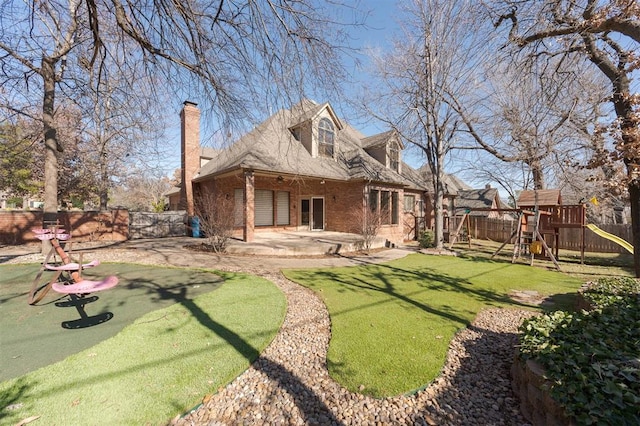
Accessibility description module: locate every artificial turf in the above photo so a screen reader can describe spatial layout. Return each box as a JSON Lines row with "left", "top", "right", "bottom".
{"left": 0, "top": 263, "right": 286, "bottom": 425}
{"left": 1, "top": 263, "right": 227, "bottom": 381}
{"left": 283, "top": 253, "right": 584, "bottom": 398}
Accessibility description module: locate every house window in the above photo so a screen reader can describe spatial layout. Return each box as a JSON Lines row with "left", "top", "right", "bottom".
{"left": 255, "top": 189, "right": 274, "bottom": 226}
{"left": 381, "top": 191, "right": 390, "bottom": 225}
{"left": 234, "top": 188, "right": 244, "bottom": 226}
{"left": 392, "top": 192, "right": 399, "bottom": 224}
{"left": 389, "top": 143, "right": 399, "bottom": 172}
{"left": 276, "top": 191, "right": 290, "bottom": 225}
{"left": 318, "top": 118, "right": 334, "bottom": 158}
{"left": 369, "top": 189, "right": 379, "bottom": 212}
{"left": 404, "top": 195, "right": 415, "bottom": 212}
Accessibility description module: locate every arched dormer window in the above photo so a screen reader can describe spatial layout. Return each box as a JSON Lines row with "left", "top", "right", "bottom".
{"left": 318, "top": 118, "right": 334, "bottom": 158}
{"left": 389, "top": 142, "right": 399, "bottom": 172}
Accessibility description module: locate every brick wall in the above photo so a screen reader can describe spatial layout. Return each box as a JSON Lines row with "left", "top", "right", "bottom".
{"left": 196, "top": 172, "right": 408, "bottom": 246}
{"left": 511, "top": 356, "right": 575, "bottom": 425}
{"left": 0, "top": 210, "right": 129, "bottom": 245}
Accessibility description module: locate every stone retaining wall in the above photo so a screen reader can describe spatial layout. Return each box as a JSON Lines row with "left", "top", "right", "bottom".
{"left": 511, "top": 355, "right": 575, "bottom": 425}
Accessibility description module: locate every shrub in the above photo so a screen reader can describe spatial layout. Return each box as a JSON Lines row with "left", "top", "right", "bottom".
{"left": 350, "top": 206, "right": 385, "bottom": 252}
{"left": 581, "top": 276, "right": 640, "bottom": 309}
{"left": 418, "top": 230, "right": 435, "bottom": 248}
{"left": 517, "top": 277, "right": 640, "bottom": 425}
{"left": 7, "top": 196, "right": 23, "bottom": 208}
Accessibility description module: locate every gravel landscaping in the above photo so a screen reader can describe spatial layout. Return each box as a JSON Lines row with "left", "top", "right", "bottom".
{"left": 173, "top": 268, "right": 535, "bottom": 426}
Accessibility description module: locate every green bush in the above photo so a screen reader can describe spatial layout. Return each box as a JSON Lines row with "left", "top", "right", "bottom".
{"left": 7, "top": 196, "right": 23, "bottom": 208}
{"left": 418, "top": 230, "right": 435, "bottom": 248}
{"left": 517, "top": 277, "right": 640, "bottom": 425}
{"left": 582, "top": 276, "right": 640, "bottom": 309}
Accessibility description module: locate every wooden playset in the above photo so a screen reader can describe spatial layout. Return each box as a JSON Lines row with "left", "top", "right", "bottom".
{"left": 449, "top": 190, "right": 589, "bottom": 271}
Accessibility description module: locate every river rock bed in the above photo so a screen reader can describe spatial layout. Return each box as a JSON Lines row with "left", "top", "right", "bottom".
{"left": 174, "top": 270, "right": 536, "bottom": 426}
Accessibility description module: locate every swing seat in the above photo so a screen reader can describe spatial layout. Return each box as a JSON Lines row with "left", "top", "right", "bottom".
{"left": 32, "top": 228, "right": 66, "bottom": 233}
{"left": 45, "top": 259, "right": 100, "bottom": 271}
{"left": 52, "top": 275, "right": 119, "bottom": 294}
{"left": 35, "top": 233, "right": 70, "bottom": 241}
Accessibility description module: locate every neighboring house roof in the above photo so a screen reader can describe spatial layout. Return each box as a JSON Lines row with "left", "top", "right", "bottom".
{"left": 517, "top": 190, "right": 562, "bottom": 207}
{"left": 164, "top": 187, "right": 180, "bottom": 197}
{"left": 195, "top": 99, "right": 428, "bottom": 191}
{"left": 417, "top": 166, "right": 466, "bottom": 196}
{"left": 456, "top": 188, "right": 501, "bottom": 215}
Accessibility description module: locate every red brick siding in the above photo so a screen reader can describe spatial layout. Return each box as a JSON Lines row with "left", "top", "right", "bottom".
{"left": 402, "top": 189, "right": 424, "bottom": 241}
{"left": 180, "top": 102, "right": 201, "bottom": 215}
{"left": 195, "top": 173, "right": 407, "bottom": 246}
{"left": 0, "top": 210, "right": 129, "bottom": 245}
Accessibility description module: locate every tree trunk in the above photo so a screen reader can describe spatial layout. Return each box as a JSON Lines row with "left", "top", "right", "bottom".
{"left": 611, "top": 76, "right": 639, "bottom": 277}
{"left": 42, "top": 57, "right": 58, "bottom": 252}
{"left": 629, "top": 182, "right": 640, "bottom": 277}
{"left": 433, "top": 149, "right": 446, "bottom": 249}
{"left": 433, "top": 179, "right": 445, "bottom": 249}
{"left": 529, "top": 159, "right": 545, "bottom": 190}
{"left": 99, "top": 147, "right": 109, "bottom": 210}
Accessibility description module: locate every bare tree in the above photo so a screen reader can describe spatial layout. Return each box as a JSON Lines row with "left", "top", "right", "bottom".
{"left": 110, "top": 174, "right": 174, "bottom": 211}
{"left": 0, "top": 0, "right": 361, "bottom": 229}
{"left": 362, "top": 0, "right": 484, "bottom": 249}
{"left": 80, "top": 66, "right": 168, "bottom": 210}
{"left": 453, "top": 57, "right": 606, "bottom": 192}
{"left": 194, "top": 191, "right": 236, "bottom": 253}
{"left": 486, "top": 0, "right": 640, "bottom": 275}
{"left": 350, "top": 201, "right": 386, "bottom": 253}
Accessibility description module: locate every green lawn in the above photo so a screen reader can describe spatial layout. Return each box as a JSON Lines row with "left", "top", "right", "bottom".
{"left": 0, "top": 264, "right": 286, "bottom": 425}
{"left": 283, "top": 253, "right": 584, "bottom": 398}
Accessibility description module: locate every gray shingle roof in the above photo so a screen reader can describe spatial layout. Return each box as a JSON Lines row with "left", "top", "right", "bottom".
{"left": 361, "top": 130, "right": 404, "bottom": 150}
{"left": 195, "top": 100, "right": 428, "bottom": 191}
{"left": 456, "top": 188, "right": 501, "bottom": 215}
{"left": 417, "top": 166, "right": 467, "bottom": 196}
{"left": 288, "top": 102, "right": 344, "bottom": 131}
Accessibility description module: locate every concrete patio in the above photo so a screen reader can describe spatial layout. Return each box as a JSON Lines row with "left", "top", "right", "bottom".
{"left": 1, "top": 231, "right": 395, "bottom": 258}
{"left": 225, "top": 231, "right": 389, "bottom": 256}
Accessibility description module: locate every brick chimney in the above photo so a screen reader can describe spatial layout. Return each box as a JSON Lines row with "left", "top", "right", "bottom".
{"left": 180, "top": 101, "right": 200, "bottom": 216}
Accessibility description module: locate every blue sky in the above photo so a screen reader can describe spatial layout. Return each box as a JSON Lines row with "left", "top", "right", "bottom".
{"left": 157, "top": 1, "right": 405, "bottom": 175}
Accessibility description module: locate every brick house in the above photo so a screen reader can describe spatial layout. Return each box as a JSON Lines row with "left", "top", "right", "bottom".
{"left": 169, "top": 100, "right": 436, "bottom": 245}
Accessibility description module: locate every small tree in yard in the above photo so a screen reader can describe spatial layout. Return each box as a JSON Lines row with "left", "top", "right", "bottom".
{"left": 194, "top": 192, "right": 235, "bottom": 253}
{"left": 351, "top": 203, "right": 386, "bottom": 253}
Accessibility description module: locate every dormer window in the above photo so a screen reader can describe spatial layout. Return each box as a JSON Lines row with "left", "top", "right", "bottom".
{"left": 389, "top": 143, "right": 399, "bottom": 172}
{"left": 291, "top": 127, "right": 301, "bottom": 141}
{"left": 318, "top": 118, "right": 335, "bottom": 158}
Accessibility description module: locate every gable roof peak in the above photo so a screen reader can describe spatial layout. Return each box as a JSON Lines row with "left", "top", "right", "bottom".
{"left": 361, "top": 129, "right": 404, "bottom": 150}
{"left": 288, "top": 100, "right": 343, "bottom": 131}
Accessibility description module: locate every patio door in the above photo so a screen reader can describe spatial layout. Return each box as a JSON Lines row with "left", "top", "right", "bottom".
{"left": 300, "top": 197, "right": 324, "bottom": 230}
{"left": 312, "top": 197, "right": 324, "bottom": 230}
{"left": 301, "top": 199, "right": 310, "bottom": 228}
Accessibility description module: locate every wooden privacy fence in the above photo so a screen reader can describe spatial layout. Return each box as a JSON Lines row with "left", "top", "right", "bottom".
{"left": 560, "top": 224, "right": 633, "bottom": 254}
{"left": 448, "top": 216, "right": 518, "bottom": 244}
{"left": 128, "top": 211, "right": 187, "bottom": 239}
{"left": 448, "top": 216, "right": 633, "bottom": 254}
